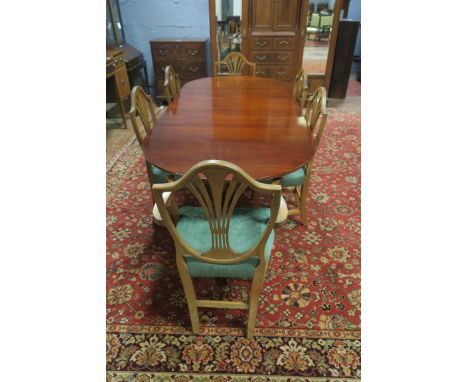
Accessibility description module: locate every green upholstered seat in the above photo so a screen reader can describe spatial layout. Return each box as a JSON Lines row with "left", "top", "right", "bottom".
{"left": 176, "top": 206, "right": 274, "bottom": 279}
{"left": 281, "top": 167, "right": 306, "bottom": 187}
{"left": 150, "top": 165, "right": 169, "bottom": 184}
{"left": 150, "top": 164, "right": 181, "bottom": 184}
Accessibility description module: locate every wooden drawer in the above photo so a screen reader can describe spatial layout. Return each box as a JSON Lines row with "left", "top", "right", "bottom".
{"left": 173, "top": 42, "right": 206, "bottom": 60}
{"left": 151, "top": 43, "right": 174, "bottom": 60}
{"left": 252, "top": 37, "right": 273, "bottom": 50}
{"left": 271, "top": 66, "right": 293, "bottom": 81}
{"left": 273, "top": 37, "right": 294, "bottom": 50}
{"left": 177, "top": 61, "right": 206, "bottom": 78}
{"left": 273, "top": 51, "right": 294, "bottom": 65}
{"left": 254, "top": 66, "right": 271, "bottom": 77}
{"left": 154, "top": 61, "right": 172, "bottom": 78}
{"left": 252, "top": 51, "right": 275, "bottom": 64}
{"left": 114, "top": 66, "right": 130, "bottom": 99}
{"left": 252, "top": 51, "right": 294, "bottom": 65}
{"left": 255, "top": 65, "right": 293, "bottom": 81}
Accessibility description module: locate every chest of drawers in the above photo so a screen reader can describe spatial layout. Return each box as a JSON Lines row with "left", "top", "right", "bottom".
{"left": 150, "top": 39, "right": 208, "bottom": 97}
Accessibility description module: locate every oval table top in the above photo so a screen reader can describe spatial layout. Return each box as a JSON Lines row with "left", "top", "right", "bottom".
{"left": 142, "top": 76, "right": 315, "bottom": 180}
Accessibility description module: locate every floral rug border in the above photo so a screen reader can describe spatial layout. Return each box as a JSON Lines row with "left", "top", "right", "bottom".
{"left": 107, "top": 371, "right": 360, "bottom": 381}
{"left": 107, "top": 324, "right": 360, "bottom": 340}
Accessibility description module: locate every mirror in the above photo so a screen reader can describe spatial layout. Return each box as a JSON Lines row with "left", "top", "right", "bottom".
{"left": 214, "top": 0, "right": 243, "bottom": 63}
{"left": 303, "top": 0, "right": 336, "bottom": 76}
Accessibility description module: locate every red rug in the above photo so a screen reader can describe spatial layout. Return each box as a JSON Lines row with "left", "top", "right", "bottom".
{"left": 106, "top": 110, "right": 361, "bottom": 381}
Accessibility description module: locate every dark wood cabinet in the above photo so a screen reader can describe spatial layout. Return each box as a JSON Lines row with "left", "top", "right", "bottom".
{"left": 150, "top": 38, "right": 208, "bottom": 98}
{"left": 329, "top": 20, "right": 360, "bottom": 98}
{"left": 244, "top": 0, "right": 307, "bottom": 82}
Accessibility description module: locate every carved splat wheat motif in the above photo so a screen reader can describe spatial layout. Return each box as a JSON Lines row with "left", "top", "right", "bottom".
{"left": 216, "top": 52, "right": 256, "bottom": 76}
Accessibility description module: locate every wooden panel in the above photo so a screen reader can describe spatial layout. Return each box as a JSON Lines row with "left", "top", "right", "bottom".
{"left": 251, "top": 0, "right": 274, "bottom": 30}
{"left": 306, "top": 75, "right": 325, "bottom": 94}
{"left": 273, "top": 37, "right": 294, "bottom": 50}
{"left": 252, "top": 37, "right": 273, "bottom": 50}
{"left": 274, "top": 0, "right": 298, "bottom": 31}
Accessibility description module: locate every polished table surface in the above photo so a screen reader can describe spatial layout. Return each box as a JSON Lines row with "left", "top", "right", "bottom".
{"left": 142, "top": 76, "right": 315, "bottom": 180}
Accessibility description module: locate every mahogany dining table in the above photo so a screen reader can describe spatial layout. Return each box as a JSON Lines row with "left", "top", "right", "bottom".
{"left": 142, "top": 76, "right": 316, "bottom": 182}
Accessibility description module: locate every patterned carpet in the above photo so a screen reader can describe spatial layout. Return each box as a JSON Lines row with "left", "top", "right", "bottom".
{"left": 106, "top": 110, "right": 361, "bottom": 381}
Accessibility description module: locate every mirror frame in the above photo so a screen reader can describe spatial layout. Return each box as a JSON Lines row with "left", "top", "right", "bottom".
{"left": 209, "top": 0, "right": 248, "bottom": 76}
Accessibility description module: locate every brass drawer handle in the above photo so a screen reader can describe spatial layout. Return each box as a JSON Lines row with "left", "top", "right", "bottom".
{"left": 256, "top": 55, "right": 267, "bottom": 61}
{"left": 279, "top": 40, "right": 289, "bottom": 45}
{"left": 277, "top": 71, "right": 287, "bottom": 76}
{"left": 158, "top": 49, "right": 169, "bottom": 56}
{"left": 189, "top": 66, "right": 199, "bottom": 72}
{"left": 256, "top": 41, "right": 267, "bottom": 47}
{"left": 278, "top": 56, "right": 288, "bottom": 61}
{"left": 188, "top": 49, "right": 199, "bottom": 56}
{"left": 256, "top": 70, "right": 266, "bottom": 75}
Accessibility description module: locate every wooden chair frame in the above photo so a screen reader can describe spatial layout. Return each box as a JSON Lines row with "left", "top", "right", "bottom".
{"left": 215, "top": 52, "right": 256, "bottom": 77}
{"left": 287, "top": 87, "right": 328, "bottom": 225}
{"left": 163, "top": 65, "right": 181, "bottom": 105}
{"left": 129, "top": 86, "right": 173, "bottom": 220}
{"left": 293, "top": 67, "right": 308, "bottom": 109}
{"left": 129, "top": 86, "right": 156, "bottom": 146}
{"left": 153, "top": 160, "right": 281, "bottom": 338}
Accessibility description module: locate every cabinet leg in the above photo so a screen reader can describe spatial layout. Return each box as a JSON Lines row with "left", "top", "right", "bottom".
{"left": 117, "top": 98, "right": 128, "bottom": 129}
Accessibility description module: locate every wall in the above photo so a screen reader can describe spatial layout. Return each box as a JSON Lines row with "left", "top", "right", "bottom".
{"left": 347, "top": 0, "right": 361, "bottom": 57}
{"left": 119, "top": 0, "right": 210, "bottom": 86}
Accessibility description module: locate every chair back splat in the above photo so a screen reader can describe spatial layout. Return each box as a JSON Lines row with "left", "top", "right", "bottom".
{"left": 164, "top": 65, "right": 181, "bottom": 105}
{"left": 304, "top": 86, "right": 328, "bottom": 147}
{"left": 215, "top": 52, "right": 256, "bottom": 76}
{"left": 129, "top": 85, "right": 156, "bottom": 146}
{"left": 293, "top": 67, "right": 307, "bottom": 109}
{"left": 154, "top": 160, "right": 280, "bottom": 264}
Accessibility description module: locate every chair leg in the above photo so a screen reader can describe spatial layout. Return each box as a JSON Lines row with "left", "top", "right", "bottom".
{"left": 246, "top": 267, "right": 265, "bottom": 339}
{"left": 176, "top": 255, "right": 200, "bottom": 334}
{"left": 299, "top": 184, "right": 308, "bottom": 226}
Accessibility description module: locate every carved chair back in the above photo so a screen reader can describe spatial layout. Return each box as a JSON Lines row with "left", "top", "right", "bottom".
{"left": 164, "top": 65, "right": 181, "bottom": 105}
{"left": 129, "top": 86, "right": 156, "bottom": 146}
{"left": 216, "top": 52, "right": 256, "bottom": 76}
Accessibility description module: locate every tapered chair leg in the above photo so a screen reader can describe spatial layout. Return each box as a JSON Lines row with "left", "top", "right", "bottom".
{"left": 299, "top": 185, "right": 308, "bottom": 226}
{"left": 246, "top": 267, "right": 265, "bottom": 339}
{"left": 176, "top": 255, "right": 200, "bottom": 334}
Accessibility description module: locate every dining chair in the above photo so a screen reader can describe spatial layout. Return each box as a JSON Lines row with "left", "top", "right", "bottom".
{"left": 281, "top": 86, "right": 328, "bottom": 225}
{"left": 129, "top": 86, "right": 175, "bottom": 223}
{"left": 163, "top": 65, "right": 181, "bottom": 105}
{"left": 293, "top": 67, "right": 308, "bottom": 109}
{"left": 216, "top": 52, "right": 256, "bottom": 77}
{"left": 152, "top": 160, "right": 281, "bottom": 338}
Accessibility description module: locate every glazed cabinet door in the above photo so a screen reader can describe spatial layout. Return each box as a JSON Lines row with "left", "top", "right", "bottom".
{"left": 251, "top": 0, "right": 275, "bottom": 31}
{"left": 274, "top": 0, "right": 298, "bottom": 31}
